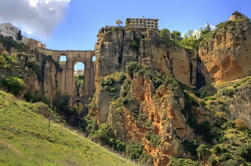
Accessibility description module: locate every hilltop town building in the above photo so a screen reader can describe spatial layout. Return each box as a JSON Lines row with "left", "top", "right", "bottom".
{"left": 126, "top": 18, "right": 159, "bottom": 29}
{"left": 0, "top": 23, "right": 19, "bottom": 41}
{"left": 75, "top": 69, "right": 84, "bottom": 75}
{"left": 0, "top": 23, "right": 46, "bottom": 49}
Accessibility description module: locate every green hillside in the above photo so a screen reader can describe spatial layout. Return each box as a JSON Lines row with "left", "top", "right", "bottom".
{"left": 0, "top": 91, "right": 136, "bottom": 166}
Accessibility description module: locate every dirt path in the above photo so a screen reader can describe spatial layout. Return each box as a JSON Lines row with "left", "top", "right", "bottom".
{"left": 0, "top": 139, "right": 23, "bottom": 156}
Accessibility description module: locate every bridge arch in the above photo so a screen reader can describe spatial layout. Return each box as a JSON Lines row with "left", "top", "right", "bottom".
{"left": 48, "top": 50, "right": 96, "bottom": 106}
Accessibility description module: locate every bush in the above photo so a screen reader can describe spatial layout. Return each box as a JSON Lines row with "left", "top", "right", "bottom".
{"left": 237, "top": 143, "right": 251, "bottom": 162}
{"left": 101, "top": 76, "right": 115, "bottom": 87}
{"left": 52, "top": 91, "right": 73, "bottom": 116}
{"left": 94, "top": 123, "right": 114, "bottom": 144}
{"left": 212, "top": 145, "right": 222, "bottom": 155}
{"left": 126, "top": 143, "right": 143, "bottom": 160}
{"left": 0, "top": 35, "right": 27, "bottom": 52}
{"left": 84, "top": 116, "right": 98, "bottom": 136}
{"left": 24, "top": 91, "right": 50, "bottom": 105}
{"left": 145, "top": 132, "right": 162, "bottom": 147}
{"left": 196, "top": 121, "right": 215, "bottom": 143}
{"left": 1, "top": 76, "right": 24, "bottom": 96}
{"left": 197, "top": 144, "right": 210, "bottom": 160}
{"left": 26, "top": 61, "right": 42, "bottom": 81}
{"left": 168, "top": 157, "right": 199, "bottom": 166}
{"left": 139, "top": 151, "right": 153, "bottom": 166}
{"left": 208, "top": 155, "right": 218, "bottom": 166}
{"left": 182, "top": 140, "right": 198, "bottom": 156}
{"left": 234, "top": 119, "right": 248, "bottom": 130}
{"left": 125, "top": 61, "right": 141, "bottom": 78}
{"left": 219, "top": 153, "right": 233, "bottom": 162}
{"left": 129, "top": 38, "right": 140, "bottom": 51}
{"left": 108, "top": 138, "right": 126, "bottom": 152}
{"left": 222, "top": 89, "right": 234, "bottom": 97}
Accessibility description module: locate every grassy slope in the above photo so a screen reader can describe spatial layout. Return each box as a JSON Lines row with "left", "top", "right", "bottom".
{"left": 0, "top": 91, "right": 136, "bottom": 166}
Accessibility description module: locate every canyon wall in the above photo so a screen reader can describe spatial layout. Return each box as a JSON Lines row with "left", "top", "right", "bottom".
{"left": 199, "top": 12, "right": 251, "bottom": 82}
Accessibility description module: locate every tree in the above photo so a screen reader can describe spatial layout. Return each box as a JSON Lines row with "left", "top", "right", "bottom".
{"left": 205, "top": 22, "right": 211, "bottom": 32}
{"left": 1, "top": 76, "right": 24, "bottom": 96}
{"left": 171, "top": 30, "right": 182, "bottom": 41}
{"left": 17, "top": 30, "right": 22, "bottom": 41}
{"left": 160, "top": 28, "right": 171, "bottom": 42}
{"left": 116, "top": 20, "right": 123, "bottom": 26}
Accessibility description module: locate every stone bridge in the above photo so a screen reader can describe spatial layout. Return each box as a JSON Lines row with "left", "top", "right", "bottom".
{"left": 45, "top": 49, "right": 95, "bottom": 106}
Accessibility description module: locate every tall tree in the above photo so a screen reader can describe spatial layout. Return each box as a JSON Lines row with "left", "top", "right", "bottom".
{"left": 171, "top": 31, "right": 182, "bottom": 41}
{"left": 17, "top": 30, "right": 22, "bottom": 41}
{"left": 160, "top": 28, "right": 171, "bottom": 43}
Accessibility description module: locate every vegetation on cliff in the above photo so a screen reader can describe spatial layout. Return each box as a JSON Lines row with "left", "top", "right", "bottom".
{"left": 89, "top": 61, "right": 251, "bottom": 166}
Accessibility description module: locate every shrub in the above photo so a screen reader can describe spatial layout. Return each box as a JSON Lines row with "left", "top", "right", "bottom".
{"left": 139, "top": 151, "right": 153, "bottom": 166}
{"left": 84, "top": 116, "right": 98, "bottom": 136}
{"left": 113, "top": 139, "right": 126, "bottom": 152}
{"left": 52, "top": 91, "right": 73, "bottom": 116}
{"left": 234, "top": 119, "right": 248, "bottom": 130}
{"left": 197, "top": 144, "right": 210, "bottom": 160}
{"left": 222, "top": 89, "right": 234, "bottom": 97}
{"left": 0, "top": 35, "right": 27, "bottom": 52}
{"left": 26, "top": 61, "right": 42, "bottom": 81}
{"left": 182, "top": 140, "right": 198, "bottom": 156}
{"left": 219, "top": 153, "right": 233, "bottom": 162}
{"left": 101, "top": 76, "right": 115, "bottom": 87}
{"left": 118, "top": 72, "right": 126, "bottom": 83}
{"left": 126, "top": 143, "right": 143, "bottom": 160}
{"left": 208, "top": 155, "right": 218, "bottom": 166}
{"left": 212, "top": 145, "right": 222, "bottom": 155}
{"left": 168, "top": 157, "right": 199, "bottom": 166}
{"left": 94, "top": 123, "right": 114, "bottom": 144}
{"left": 129, "top": 38, "right": 140, "bottom": 51}
{"left": 145, "top": 132, "right": 162, "bottom": 147}
{"left": 1, "top": 76, "right": 24, "bottom": 96}
{"left": 237, "top": 143, "right": 251, "bottom": 162}
{"left": 125, "top": 61, "right": 141, "bottom": 78}
{"left": 24, "top": 91, "right": 50, "bottom": 105}
{"left": 196, "top": 121, "right": 215, "bottom": 143}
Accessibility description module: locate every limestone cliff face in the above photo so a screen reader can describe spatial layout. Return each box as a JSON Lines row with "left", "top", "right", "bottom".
{"left": 43, "top": 61, "right": 59, "bottom": 98}
{"left": 205, "top": 76, "right": 251, "bottom": 128}
{"left": 94, "top": 27, "right": 194, "bottom": 122}
{"left": 107, "top": 73, "right": 194, "bottom": 166}
{"left": 95, "top": 27, "right": 193, "bottom": 87}
{"left": 199, "top": 12, "right": 251, "bottom": 82}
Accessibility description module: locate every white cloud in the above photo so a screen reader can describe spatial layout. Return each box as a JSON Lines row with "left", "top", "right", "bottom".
{"left": 0, "top": 0, "right": 71, "bottom": 39}
{"left": 210, "top": 25, "right": 216, "bottom": 30}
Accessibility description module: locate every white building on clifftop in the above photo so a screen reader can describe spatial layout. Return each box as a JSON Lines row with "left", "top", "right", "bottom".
{"left": 0, "top": 23, "right": 19, "bottom": 41}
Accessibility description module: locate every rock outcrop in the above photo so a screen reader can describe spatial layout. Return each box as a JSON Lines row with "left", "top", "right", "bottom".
{"left": 199, "top": 12, "right": 251, "bottom": 82}
{"left": 95, "top": 27, "right": 194, "bottom": 88}
{"left": 94, "top": 27, "right": 196, "bottom": 122}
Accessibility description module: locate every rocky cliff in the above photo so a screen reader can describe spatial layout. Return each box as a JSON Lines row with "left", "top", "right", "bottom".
{"left": 90, "top": 12, "right": 251, "bottom": 166}
{"left": 199, "top": 11, "right": 251, "bottom": 82}
{"left": 94, "top": 27, "right": 197, "bottom": 123}
{"left": 0, "top": 36, "right": 61, "bottom": 100}
{"left": 95, "top": 27, "right": 194, "bottom": 87}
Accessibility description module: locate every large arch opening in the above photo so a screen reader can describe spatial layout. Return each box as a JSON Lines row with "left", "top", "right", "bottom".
{"left": 59, "top": 54, "right": 67, "bottom": 62}
{"left": 74, "top": 61, "right": 85, "bottom": 97}
{"left": 73, "top": 61, "right": 85, "bottom": 112}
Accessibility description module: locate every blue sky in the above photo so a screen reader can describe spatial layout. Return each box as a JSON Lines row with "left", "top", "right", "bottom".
{"left": 2, "top": 0, "right": 250, "bottom": 70}
{"left": 44, "top": 0, "right": 251, "bottom": 51}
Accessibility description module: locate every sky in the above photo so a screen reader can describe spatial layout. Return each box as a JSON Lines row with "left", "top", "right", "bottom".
{"left": 0, "top": 0, "right": 251, "bottom": 70}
